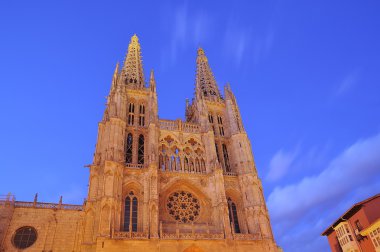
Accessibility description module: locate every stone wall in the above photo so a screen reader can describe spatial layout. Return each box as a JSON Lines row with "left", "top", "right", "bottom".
{"left": 0, "top": 206, "right": 83, "bottom": 252}
{"left": 97, "top": 237, "right": 279, "bottom": 252}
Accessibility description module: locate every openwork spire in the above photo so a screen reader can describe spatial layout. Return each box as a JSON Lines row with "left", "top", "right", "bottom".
{"left": 122, "top": 34, "right": 145, "bottom": 88}
{"left": 195, "top": 48, "right": 222, "bottom": 101}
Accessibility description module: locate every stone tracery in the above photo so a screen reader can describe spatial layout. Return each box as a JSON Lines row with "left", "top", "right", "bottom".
{"left": 159, "top": 136, "right": 206, "bottom": 174}
{"left": 166, "top": 191, "right": 200, "bottom": 223}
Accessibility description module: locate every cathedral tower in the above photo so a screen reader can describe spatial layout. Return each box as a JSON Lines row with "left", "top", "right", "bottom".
{"left": 82, "top": 35, "right": 279, "bottom": 252}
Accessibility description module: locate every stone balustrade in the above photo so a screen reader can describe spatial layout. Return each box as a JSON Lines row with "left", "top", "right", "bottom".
{"left": 113, "top": 231, "right": 149, "bottom": 239}
{"left": 159, "top": 119, "right": 201, "bottom": 133}
{"left": 159, "top": 119, "right": 179, "bottom": 131}
{"left": 183, "top": 122, "right": 200, "bottom": 133}
{"left": 233, "top": 233, "right": 261, "bottom": 240}
{"left": 161, "top": 232, "right": 224, "bottom": 240}
{"left": 125, "top": 163, "right": 144, "bottom": 169}
{"left": 223, "top": 171, "right": 238, "bottom": 176}
{"left": 0, "top": 200, "right": 83, "bottom": 211}
{"left": 160, "top": 167, "right": 206, "bottom": 175}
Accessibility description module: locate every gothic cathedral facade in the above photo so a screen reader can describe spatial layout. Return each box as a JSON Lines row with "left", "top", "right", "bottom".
{"left": 0, "top": 35, "right": 280, "bottom": 252}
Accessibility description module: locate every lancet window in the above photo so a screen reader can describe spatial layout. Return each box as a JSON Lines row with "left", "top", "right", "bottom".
{"left": 124, "top": 191, "right": 138, "bottom": 232}
{"left": 125, "top": 133, "right": 133, "bottom": 163}
{"left": 215, "top": 143, "right": 220, "bottom": 162}
{"left": 138, "top": 104, "right": 145, "bottom": 126}
{"left": 227, "top": 197, "right": 240, "bottom": 233}
{"left": 217, "top": 115, "right": 224, "bottom": 136}
{"left": 138, "top": 135, "right": 144, "bottom": 164}
{"left": 208, "top": 114, "right": 214, "bottom": 123}
{"left": 128, "top": 103, "right": 135, "bottom": 125}
{"left": 222, "top": 144, "right": 231, "bottom": 172}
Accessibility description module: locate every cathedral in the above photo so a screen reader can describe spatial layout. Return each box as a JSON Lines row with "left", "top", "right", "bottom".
{"left": 0, "top": 35, "right": 280, "bottom": 252}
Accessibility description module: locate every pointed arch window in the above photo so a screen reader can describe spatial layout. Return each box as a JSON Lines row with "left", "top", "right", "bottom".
{"left": 128, "top": 103, "right": 135, "bottom": 125}
{"left": 227, "top": 197, "right": 240, "bottom": 233}
{"left": 195, "top": 158, "right": 200, "bottom": 172}
{"left": 125, "top": 133, "right": 133, "bottom": 163}
{"left": 217, "top": 115, "right": 224, "bottom": 136}
{"left": 217, "top": 116, "right": 222, "bottom": 124}
{"left": 208, "top": 114, "right": 214, "bottom": 123}
{"left": 139, "top": 104, "right": 145, "bottom": 126}
{"left": 201, "top": 159, "right": 206, "bottom": 173}
{"left": 138, "top": 135, "right": 144, "bottom": 164}
{"left": 222, "top": 144, "right": 231, "bottom": 172}
{"left": 124, "top": 191, "right": 138, "bottom": 232}
{"left": 184, "top": 157, "right": 189, "bottom": 171}
{"left": 215, "top": 143, "right": 220, "bottom": 162}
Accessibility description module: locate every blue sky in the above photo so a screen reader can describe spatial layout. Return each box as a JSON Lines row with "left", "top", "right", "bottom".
{"left": 1, "top": 1, "right": 379, "bottom": 251}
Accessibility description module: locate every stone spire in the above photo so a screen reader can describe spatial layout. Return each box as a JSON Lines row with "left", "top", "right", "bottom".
{"left": 110, "top": 62, "right": 119, "bottom": 92}
{"left": 122, "top": 34, "right": 145, "bottom": 88}
{"left": 149, "top": 69, "right": 156, "bottom": 93}
{"left": 195, "top": 48, "right": 222, "bottom": 101}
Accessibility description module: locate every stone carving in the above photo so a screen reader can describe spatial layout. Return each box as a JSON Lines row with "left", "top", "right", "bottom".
{"left": 166, "top": 191, "right": 200, "bottom": 223}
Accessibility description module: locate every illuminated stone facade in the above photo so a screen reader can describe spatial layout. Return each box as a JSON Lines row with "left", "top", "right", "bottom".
{"left": 0, "top": 35, "right": 280, "bottom": 252}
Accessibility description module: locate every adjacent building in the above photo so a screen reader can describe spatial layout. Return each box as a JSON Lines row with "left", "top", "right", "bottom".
{"left": 322, "top": 193, "right": 380, "bottom": 252}
{"left": 0, "top": 35, "right": 280, "bottom": 252}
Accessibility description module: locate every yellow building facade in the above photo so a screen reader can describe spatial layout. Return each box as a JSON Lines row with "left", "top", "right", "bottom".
{"left": 0, "top": 35, "right": 280, "bottom": 252}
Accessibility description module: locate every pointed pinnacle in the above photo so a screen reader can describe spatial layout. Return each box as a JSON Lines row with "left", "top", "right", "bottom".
{"left": 150, "top": 69, "right": 155, "bottom": 81}
{"left": 196, "top": 47, "right": 208, "bottom": 63}
{"left": 114, "top": 62, "right": 119, "bottom": 74}
{"left": 131, "top": 34, "right": 139, "bottom": 43}
{"left": 197, "top": 47, "right": 205, "bottom": 56}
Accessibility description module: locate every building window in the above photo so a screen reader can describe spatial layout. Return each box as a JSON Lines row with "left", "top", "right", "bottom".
{"left": 167, "top": 191, "right": 200, "bottom": 223}
{"left": 222, "top": 144, "right": 231, "bottom": 172}
{"left": 125, "top": 133, "right": 133, "bottom": 163}
{"left": 219, "top": 126, "right": 224, "bottom": 136}
{"left": 355, "top": 220, "right": 363, "bottom": 231}
{"left": 128, "top": 103, "right": 135, "bottom": 125}
{"left": 124, "top": 191, "right": 138, "bottom": 232}
{"left": 345, "top": 224, "right": 349, "bottom": 233}
{"left": 184, "top": 157, "right": 189, "bottom": 171}
{"left": 227, "top": 198, "right": 240, "bottom": 233}
{"left": 12, "top": 226, "right": 37, "bottom": 249}
{"left": 217, "top": 115, "right": 224, "bottom": 136}
{"left": 138, "top": 135, "right": 144, "bottom": 164}
{"left": 208, "top": 114, "right": 214, "bottom": 123}
{"left": 201, "top": 159, "right": 206, "bottom": 172}
{"left": 217, "top": 115, "right": 223, "bottom": 125}
{"left": 215, "top": 144, "right": 220, "bottom": 162}
{"left": 139, "top": 104, "right": 145, "bottom": 126}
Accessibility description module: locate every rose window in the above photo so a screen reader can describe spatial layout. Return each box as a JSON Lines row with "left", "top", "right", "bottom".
{"left": 166, "top": 191, "right": 200, "bottom": 223}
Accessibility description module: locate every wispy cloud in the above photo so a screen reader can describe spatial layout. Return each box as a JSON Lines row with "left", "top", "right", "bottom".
{"left": 268, "top": 133, "right": 380, "bottom": 220}
{"left": 160, "top": 3, "right": 211, "bottom": 68}
{"left": 266, "top": 148, "right": 298, "bottom": 182}
{"left": 336, "top": 69, "right": 360, "bottom": 95}
{"left": 222, "top": 18, "right": 252, "bottom": 67}
{"left": 252, "top": 28, "right": 275, "bottom": 66}
{"left": 267, "top": 133, "right": 380, "bottom": 251}
{"left": 222, "top": 18, "right": 275, "bottom": 69}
